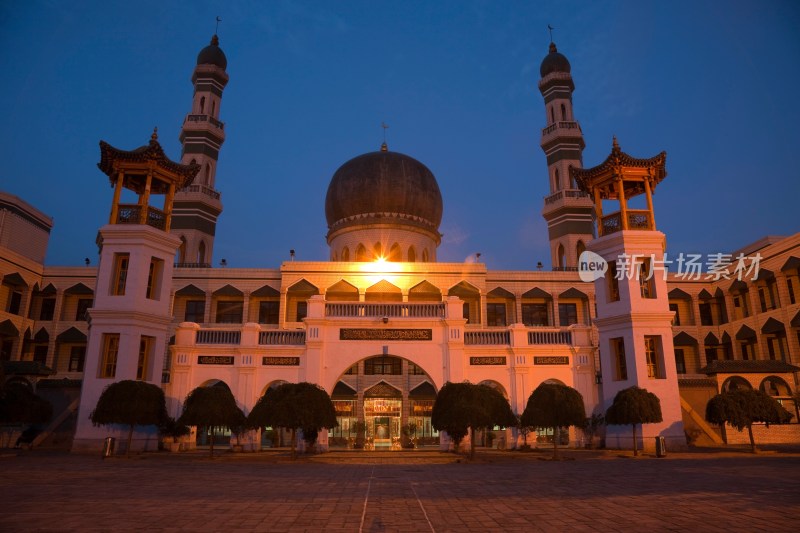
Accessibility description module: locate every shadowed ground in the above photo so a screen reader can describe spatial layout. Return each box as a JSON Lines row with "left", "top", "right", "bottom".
{"left": 1, "top": 448, "right": 798, "bottom": 532}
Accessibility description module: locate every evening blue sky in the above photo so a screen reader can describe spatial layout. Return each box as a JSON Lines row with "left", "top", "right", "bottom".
{"left": 1, "top": 0, "right": 798, "bottom": 269}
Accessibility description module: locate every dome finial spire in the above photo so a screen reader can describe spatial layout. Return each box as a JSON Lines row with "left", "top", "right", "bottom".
{"left": 548, "top": 24, "right": 555, "bottom": 43}
{"left": 151, "top": 127, "right": 158, "bottom": 143}
{"left": 381, "top": 122, "right": 389, "bottom": 152}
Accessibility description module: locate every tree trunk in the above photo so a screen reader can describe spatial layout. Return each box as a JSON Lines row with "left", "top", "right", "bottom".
{"left": 209, "top": 428, "right": 215, "bottom": 458}
{"left": 469, "top": 427, "right": 475, "bottom": 459}
{"left": 553, "top": 427, "right": 559, "bottom": 460}
{"left": 291, "top": 427, "right": 297, "bottom": 460}
{"left": 747, "top": 424, "right": 757, "bottom": 454}
{"left": 632, "top": 425, "right": 638, "bottom": 457}
{"left": 127, "top": 425, "right": 134, "bottom": 458}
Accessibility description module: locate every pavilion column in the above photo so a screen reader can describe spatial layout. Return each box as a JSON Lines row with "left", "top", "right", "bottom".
{"left": 164, "top": 183, "right": 176, "bottom": 232}
{"left": 109, "top": 170, "right": 124, "bottom": 224}
{"left": 643, "top": 175, "right": 655, "bottom": 230}
{"left": 139, "top": 170, "right": 153, "bottom": 224}
{"left": 615, "top": 174, "right": 628, "bottom": 230}
{"left": 593, "top": 186, "right": 603, "bottom": 235}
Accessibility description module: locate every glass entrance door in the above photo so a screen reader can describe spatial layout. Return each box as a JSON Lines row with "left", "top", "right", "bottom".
{"left": 364, "top": 398, "right": 401, "bottom": 449}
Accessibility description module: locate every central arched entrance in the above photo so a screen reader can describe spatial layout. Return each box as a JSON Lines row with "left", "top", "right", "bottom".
{"left": 329, "top": 355, "right": 438, "bottom": 449}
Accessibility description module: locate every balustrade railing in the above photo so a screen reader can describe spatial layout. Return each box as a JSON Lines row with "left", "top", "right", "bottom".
{"left": 259, "top": 330, "right": 306, "bottom": 345}
{"left": 541, "top": 120, "right": 581, "bottom": 137}
{"left": 196, "top": 329, "right": 241, "bottom": 344}
{"left": 601, "top": 212, "right": 621, "bottom": 235}
{"left": 627, "top": 209, "right": 652, "bottom": 230}
{"left": 544, "top": 188, "right": 590, "bottom": 205}
{"left": 186, "top": 114, "right": 225, "bottom": 130}
{"left": 528, "top": 329, "right": 572, "bottom": 345}
{"left": 174, "top": 262, "right": 211, "bottom": 268}
{"left": 116, "top": 204, "right": 166, "bottom": 230}
{"left": 464, "top": 330, "right": 511, "bottom": 345}
{"left": 601, "top": 210, "right": 652, "bottom": 235}
{"left": 180, "top": 184, "right": 221, "bottom": 200}
{"left": 325, "top": 302, "right": 445, "bottom": 318}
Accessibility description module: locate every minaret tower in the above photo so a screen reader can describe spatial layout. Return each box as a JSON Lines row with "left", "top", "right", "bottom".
{"left": 73, "top": 131, "right": 199, "bottom": 453}
{"left": 572, "top": 138, "right": 686, "bottom": 452}
{"left": 171, "top": 34, "right": 229, "bottom": 266}
{"left": 538, "top": 41, "right": 595, "bottom": 268}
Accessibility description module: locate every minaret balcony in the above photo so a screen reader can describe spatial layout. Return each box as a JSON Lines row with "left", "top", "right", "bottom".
{"left": 540, "top": 120, "right": 582, "bottom": 145}
{"left": 185, "top": 114, "right": 225, "bottom": 130}
{"left": 600, "top": 210, "right": 653, "bottom": 236}
{"left": 179, "top": 184, "right": 221, "bottom": 200}
{"left": 544, "top": 188, "right": 590, "bottom": 206}
{"left": 115, "top": 203, "right": 167, "bottom": 230}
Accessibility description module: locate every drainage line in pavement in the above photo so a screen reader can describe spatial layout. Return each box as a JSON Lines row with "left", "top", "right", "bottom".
{"left": 359, "top": 465, "right": 375, "bottom": 533}
{"left": 409, "top": 481, "right": 436, "bottom": 533}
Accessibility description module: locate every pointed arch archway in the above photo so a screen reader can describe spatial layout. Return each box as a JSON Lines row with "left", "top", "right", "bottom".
{"left": 329, "top": 354, "right": 439, "bottom": 448}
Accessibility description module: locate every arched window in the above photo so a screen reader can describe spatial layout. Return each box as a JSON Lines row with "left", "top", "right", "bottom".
{"left": 388, "top": 243, "right": 402, "bottom": 262}
{"left": 211, "top": 100, "right": 216, "bottom": 117}
{"left": 177, "top": 236, "right": 187, "bottom": 264}
{"left": 557, "top": 244, "right": 565, "bottom": 268}
{"left": 550, "top": 106, "right": 555, "bottom": 124}
{"left": 422, "top": 249, "right": 429, "bottom": 262}
{"left": 407, "top": 246, "right": 416, "bottom": 263}
{"left": 355, "top": 244, "right": 367, "bottom": 262}
{"left": 200, "top": 96, "right": 205, "bottom": 113}
{"left": 198, "top": 240, "right": 206, "bottom": 264}
{"left": 576, "top": 241, "right": 586, "bottom": 261}
{"left": 560, "top": 103, "right": 566, "bottom": 120}
{"left": 341, "top": 247, "right": 350, "bottom": 262}
{"left": 553, "top": 169, "right": 560, "bottom": 192}
{"left": 205, "top": 163, "right": 212, "bottom": 185}
{"left": 373, "top": 242, "right": 383, "bottom": 260}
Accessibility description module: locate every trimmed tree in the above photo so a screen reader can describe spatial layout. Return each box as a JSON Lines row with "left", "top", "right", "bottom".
{"left": 178, "top": 384, "right": 245, "bottom": 457}
{"left": 431, "top": 382, "right": 517, "bottom": 459}
{"left": 247, "top": 382, "right": 337, "bottom": 459}
{"left": 705, "top": 389, "right": 792, "bottom": 453}
{"left": 521, "top": 382, "right": 586, "bottom": 459}
{"left": 605, "top": 386, "right": 662, "bottom": 456}
{"left": 0, "top": 382, "right": 53, "bottom": 447}
{"left": 90, "top": 380, "right": 167, "bottom": 457}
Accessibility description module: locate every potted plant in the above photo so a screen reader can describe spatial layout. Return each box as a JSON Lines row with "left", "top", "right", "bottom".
{"left": 401, "top": 423, "right": 418, "bottom": 448}
{"left": 160, "top": 416, "right": 190, "bottom": 452}
{"left": 352, "top": 420, "right": 367, "bottom": 449}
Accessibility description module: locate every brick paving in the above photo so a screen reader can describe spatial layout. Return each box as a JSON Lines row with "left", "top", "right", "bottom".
{"left": 1, "top": 449, "right": 799, "bottom": 532}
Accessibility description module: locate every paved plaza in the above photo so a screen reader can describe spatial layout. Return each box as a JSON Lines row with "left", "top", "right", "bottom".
{"left": 1, "top": 449, "right": 799, "bottom": 532}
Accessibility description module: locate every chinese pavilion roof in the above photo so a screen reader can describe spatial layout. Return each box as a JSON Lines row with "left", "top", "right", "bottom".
{"left": 571, "top": 137, "right": 667, "bottom": 194}
{"left": 97, "top": 130, "right": 200, "bottom": 189}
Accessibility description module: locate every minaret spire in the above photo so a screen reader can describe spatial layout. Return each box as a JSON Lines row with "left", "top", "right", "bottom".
{"left": 171, "top": 34, "right": 230, "bottom": 267}
{"left": 381, "top": 122, "right": 389, "bottom": 152}
{"left": 537, "top": 40, "right": 595, "bottom": 269}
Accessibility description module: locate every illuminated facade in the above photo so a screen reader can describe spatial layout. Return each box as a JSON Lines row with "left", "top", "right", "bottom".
{"left": 1, "top": 36, "right": 799, "bottom": 453}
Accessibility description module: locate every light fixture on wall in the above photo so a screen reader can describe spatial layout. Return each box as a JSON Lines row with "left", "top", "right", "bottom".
{"left": 290, "top": 249, "right": 295, "bottom": 261}
{"left": 220, "top": 258, "right": 227, "bottom": 267}
{"left": 382, "top": 316, "right": 389, "bottom": 324}
{"left": 537, "top": 261, "right": 543, "bottom": 271}
{"left": 84, "top": 257, "right": 90, "bottom": 266}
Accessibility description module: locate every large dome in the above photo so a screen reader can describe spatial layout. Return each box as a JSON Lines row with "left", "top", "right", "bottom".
{"left": 540, "top": 42, "right": 571, "bottom": 78}
{"left": 197, "top": 34, "right": 227, "bottom": 70}
{"left": 325, "top": 148, "right": 443, "bottom": 232}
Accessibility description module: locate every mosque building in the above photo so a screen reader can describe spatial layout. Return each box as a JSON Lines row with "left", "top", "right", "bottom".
{"left": 1, "top": 35, "right": 798, "bottom": 453}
